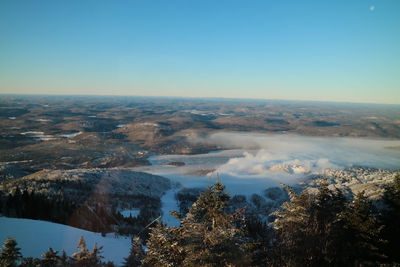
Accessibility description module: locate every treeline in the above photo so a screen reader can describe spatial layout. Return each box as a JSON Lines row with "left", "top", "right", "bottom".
{"left": 0, "top": 188, "right": 76, "bottom": 224}
{"left": 0, "top": 188, "right": 117, "bottom": 233}
{"left": 2, "top": 174, "right": 400, "bottom": 266}
{"left": 0, "top": 188, "right": 161, "bottom": 236}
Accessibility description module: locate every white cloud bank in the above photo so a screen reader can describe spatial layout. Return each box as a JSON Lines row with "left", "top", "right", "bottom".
{"left": 142, "top": 132, "right": 400, "bottom": 195}
{"left": 202, "top": 132, "right": 400, "bottom": 183}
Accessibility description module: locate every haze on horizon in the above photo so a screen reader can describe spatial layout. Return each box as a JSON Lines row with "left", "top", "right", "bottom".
{"left": 1, "top": 0, "right": 399, "bottom": 104}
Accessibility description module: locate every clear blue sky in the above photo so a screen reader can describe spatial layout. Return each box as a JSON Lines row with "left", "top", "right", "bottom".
{"left": 0, "top": 0, "right": 399, "bottom": 104}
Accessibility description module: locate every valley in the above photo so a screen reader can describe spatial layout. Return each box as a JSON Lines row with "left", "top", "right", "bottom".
{"left": 1, "top": 95, "right": 400, "bottom": 265}
{"left": 1, "top": 95, "right": 400, "bottom": 176}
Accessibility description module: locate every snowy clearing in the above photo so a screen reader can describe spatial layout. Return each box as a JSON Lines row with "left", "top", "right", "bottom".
{"left": 0, "top": 217, "right": 130, "bottom": 266}
{"left": 121, "top": 209, "right": 140, "bottom": 218}
{"left": 161, "top": 189, "right": 180, "bottom": 226}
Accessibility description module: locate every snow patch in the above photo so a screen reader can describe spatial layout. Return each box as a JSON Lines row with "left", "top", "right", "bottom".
{"left": 21, "top": 131, "right": 45, "bottom": 135}
{"left": 20, "top": 131, "right": 57, "bottom": 141}
{"left": 121, "top": 209, "right": 140, "bottom": 218}
{"left": 60, "top": 131, "right": 82, "bottom": 138}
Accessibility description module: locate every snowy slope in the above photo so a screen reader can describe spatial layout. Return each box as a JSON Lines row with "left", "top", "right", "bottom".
{"left": 121, "top": 209, "right": 140, "bottom": 218}
{"left": 0, "top": 217, "right": 130, "bottom": 266}
{"left": 161, "top": 188, "right": 180, "bottom": 227}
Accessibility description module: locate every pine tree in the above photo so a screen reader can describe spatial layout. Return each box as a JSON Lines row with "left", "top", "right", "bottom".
{"left": 73, "top": 236, "right": 89, "bottom": 260}
{"left": 59, "top": 251, "right": 69, "bottom": 266}
{"left": 0, "top": 238, "right": 22, "bottom": 267}
{"left": 340, "top": 191, "right": 385, "bottom": 265}
{"left": 71, "top": 237, "right": 104, "bottom": 266}
{"left": 123, "top": 237, "right": 145, "bottom": 267}
{"left": 181, "top": 182, "right": 248, "bottom": 266}
{"left": 272, "top": 182, "right": 347, "bottom": 266}
{"left": 20, "top": 257, "right": 42, "bottom": 267}
{"left": 87, "top": 243, "right": 103, "bottom": 266}
{"left": 243, "top": 216, "right": 273, "bottom": 266}
{"left": 104, "top": 261, "right": 116, "bottom": 267}
{"left": 71, "top": 236, "right": 90, "bottom": 266}
{"left": 144, "top": 222, "right": 185, "bottom": 266}
{"left": 381, "top": 173, "right": 400, "bottom": 264}
{"left": 144, "top": 182, "right": 249, "bottom": 267}
{"left": 41, "top": 247, "right": 59, "bottom": 267}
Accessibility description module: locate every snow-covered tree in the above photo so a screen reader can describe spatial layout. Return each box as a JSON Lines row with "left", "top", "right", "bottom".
{"left": 41, "top": 247, "right": 59, "bottom": 267}
{"left": 123, "top": 236, "right": 145, "bottom": 267}
{"left": 71, "top": 236, "right": 103, "bottom": 266}
{"left": 272, "top": 182, "right": 347, "bottom": 266}
{"left": 145, "top": 182, "right": 249, "bottom": 267}
{"left": 0, "top": 238, "right": 22, "bottom": 267}
{"left": 88, "top": 243, "right": 104, "bottom": 266}
{"left": 341, "top": 191, "right": 385, "bottom": 264}
{"left": 381, "top": 173, "right": 400, "bottom": 264}
{"left": 144, "top": 222, "right": 185, "bottom": 266}
{"left": 72, "top": 236, "right": 89, "bottom": 262}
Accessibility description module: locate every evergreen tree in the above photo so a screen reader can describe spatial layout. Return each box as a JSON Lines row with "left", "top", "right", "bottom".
{"left": 59, "top": 251, "right": 69, "bottom": 266}
{"left": 181, "top": 182, "right": 248, "bottom": 266}
{"left": 41, "top": 247, "right": 59, "bottom": 267}
{"left": 104, "top": 261, "right": 116, "bottom": 267}
{"left": 381, "top": 173, "right": 400, "bottom": 264}
{"left": 144, "top": 222, "right": 185, "bottom": 267}
{"left": 0, "top": 238, "right": 22, "bottom": 267}
{"left": 272, "top": 182, "right": 347, "bottom": 266}
{"left": 87, "top": 243, "right": 103, "bottom": 266}
{"left": 20, "top": 257, "right": 42, "bottom": 267}
{"left": 243, "top": 216, "right": 274, "bottom": 266}
{"left": 72, "top": 236, "right": 102, "bottom": 267}
{"left": 123, "top": 237, "right": 145, "bottom": 267}
{"left": 144, "top": 182, "right": 249, "bottom": 267}
{"left": 72, "top": 236, "right": 89, "bottom": 261}
{"left": 341, "top": 191, "right": 385, "bottom": 265}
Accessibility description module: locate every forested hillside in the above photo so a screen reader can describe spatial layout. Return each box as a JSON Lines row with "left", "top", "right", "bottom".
{"left": 0, "top": 169, "right": 171, "bottom": 235}
{"left": 2, "top": 174, "right": 400, "bottom": 266}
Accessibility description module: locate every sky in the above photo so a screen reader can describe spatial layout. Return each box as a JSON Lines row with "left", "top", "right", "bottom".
{"left": 0, "top": 0, "right": 399, "bottom": 104}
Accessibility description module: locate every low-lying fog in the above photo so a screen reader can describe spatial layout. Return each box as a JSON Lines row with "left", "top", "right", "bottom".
{"left": 136, "top": 132, "right": 400, "bottom": 195}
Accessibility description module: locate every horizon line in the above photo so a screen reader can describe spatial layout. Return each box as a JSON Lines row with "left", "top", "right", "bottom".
{"left": 0, "top": 93, "right": 399, "bottom": 106}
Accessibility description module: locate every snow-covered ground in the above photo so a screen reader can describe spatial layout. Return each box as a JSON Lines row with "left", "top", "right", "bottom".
{"left": 0, "top": 217, "right": 130, "bottom": 265}
{"left": 20, "top": 131, "right": 45, "bottom": 135}
{"left": 121, "top": 209, "right": 140, "bottom": 218}
{"left": 160, "top": 188, "right": 180, "bottom": 226}
{"left": 36, "top": 118, "right": 51, "bottom": 122}
{"left": 60, "top": 131, "right": 82, "bottom": 138}
{"left": 20, "top": 131, "right": 57, "bottom": 141}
